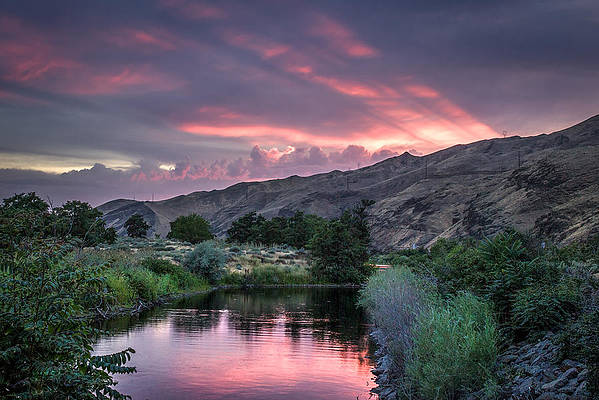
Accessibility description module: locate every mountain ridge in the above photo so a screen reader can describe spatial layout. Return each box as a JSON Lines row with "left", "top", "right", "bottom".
{"left": 99, "top": 114, "right": 599, "bottom": 250}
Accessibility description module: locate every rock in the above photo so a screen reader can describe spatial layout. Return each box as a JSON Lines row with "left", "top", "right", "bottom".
{"left": 577, "top": 369, "right": 588, "bottom": 382}
{"left": 541, "top": 376, "right": 568, "bottom": 391}
{"left": 561, "top": 359, "right": 585, "bottom": 370}
{"left": 561, "top": 367, "right": 580, "bottom": 380}
{"left": 514, "top": 376, "right": 536, "bottom": 396}
{"left": 559, "top": 379, "right": 579, "bottom": 394}
{"left": 573, "top": 381, "right": 588, "bottom": 400}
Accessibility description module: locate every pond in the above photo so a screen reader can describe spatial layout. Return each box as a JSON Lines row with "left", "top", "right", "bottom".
{"left": 94, "top": 287, "right": 379, "bottom": 400}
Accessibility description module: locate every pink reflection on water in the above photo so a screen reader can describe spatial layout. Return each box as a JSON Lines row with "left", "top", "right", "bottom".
{"left": 95, "top": 292, "right": 378, "bottom": 400}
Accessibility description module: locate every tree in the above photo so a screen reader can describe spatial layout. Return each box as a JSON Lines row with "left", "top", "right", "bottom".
{"left": 0, "top": 243, "right": 136, "bottom": 399}
{"left": 54, "top": 200, "right": 115, "bottom": 246}
{"left": 0, "top": 193, "right": 54, "bottom": 257}
{"left": 124, "top": 214, "right": 150, "bottom": 238}
{"left": 308, "top": 200, "right": 374, "bottom": 284}
{"left": 167, "top": 214, "right": 213, "bottom": 244}
{"left": 226, "top": 212, "right": 262, "bottom": 243}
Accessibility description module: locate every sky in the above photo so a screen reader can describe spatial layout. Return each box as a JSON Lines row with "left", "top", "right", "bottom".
{"left": 1, "top": 0, "right": 598, "bottom": 205}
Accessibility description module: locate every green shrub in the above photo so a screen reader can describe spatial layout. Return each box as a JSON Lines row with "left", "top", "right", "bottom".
{"left": 408, "top": 292, "right": 498, "bottom": 399}
{"left": 182, "top": 240, "right": 226, "bottom": 283}
{"left": 558, "top": 310, "right": 599, "bottom": 398}
{"left": 105, "top": 270, "right": 134, "bottom": 305}
{"left": 156, "top": 274, "right": 179, "bottom": 295}
{"left": 139, "top": 257, "right": 181, "bottom": 275}
{"left": 124, "top": 268, "right": 159, "bottom": 301}
{"left": 0, "top": 245, "right": 135, "bottom": 398}
{"left": 124, "top": 214, "right": 150, "bottom": 238}
{"left": 512, "top": 282, "right": 580, "bottom": 335}
{"left": 359, "top": 268, "right": 437, "bottom": 378}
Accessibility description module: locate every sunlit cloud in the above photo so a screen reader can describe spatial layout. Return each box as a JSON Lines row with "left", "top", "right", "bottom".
{"left": 104, "top": 28, "right": 181, "bottom": 51}
{"left": 222, "top": 30, "right": 290, "bottom": 59}
{"left": 309, "top": 14, "right": 378, "bottom": 58}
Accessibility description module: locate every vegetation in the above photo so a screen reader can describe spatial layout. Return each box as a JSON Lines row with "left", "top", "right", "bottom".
{"left": 364, "top": 231, "right": 599, "bottom": 399}
{"left": 124, "top": 214, "right": 150, "bottom": 238}
{"left": 226, "top": 211, "right": 326, "bottom": 248}
{"left": 0, "top": 242, "right": 136, "bottom": 399}
{"left": 167, "top": 214, "right": 213, "bottom": 244}
{"left": 309, "top": 200, "right": 374, "bottom": 284}
{"left": 0, "top": 193, "right": 115, "bottom": 260}
{"left": 182, "top": 240, "right": 227, "bottom": 284}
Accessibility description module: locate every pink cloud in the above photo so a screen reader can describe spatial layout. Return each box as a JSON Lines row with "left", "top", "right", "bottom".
{"left": 222, "top": 31, "right": 289, "bottom": 59}
{"left": 55, "top": 65, "right": 184, "bottom": 95}
{"left": 404, "top": 85, "right": 439, "bottom": 99}
{"left": 0, "top": 15, "right": 80, "bottom": 83}
{"left": 160, "top": 0, "right": 226, "bottom": 19}
{"left": 309, "top": 14, "right": 378, "bottom": 58}
{"left": 104, "top": 28, "right": 182, "bottom": 51}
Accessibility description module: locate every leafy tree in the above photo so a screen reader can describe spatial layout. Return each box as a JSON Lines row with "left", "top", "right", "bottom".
{"left": 55, "top": 200, "right": 115, "bottom": 246}
{"left": 308, "top": 201, "right": 375, "bottom": 283}
{"left": 0, "top": 242, "right": 136, "bottom": 399}
{"left": 167, "top": 214, "right": 213, "bottom": 243}
{"left": 124, "top": 214, "right": 150, "bottom": 238}
{"left": 0, "top": 193, "right": 55, "bottom": 259}
{"left": 226, "top": 212, "right": 262, "bottom": 243}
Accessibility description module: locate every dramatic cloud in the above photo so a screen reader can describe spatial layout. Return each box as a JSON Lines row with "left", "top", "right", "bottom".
{"left": 0, "top": 145, "right": 399, "bottom": 205}
{"left": 1, "top": 0, "right": 598, "bottom": 204}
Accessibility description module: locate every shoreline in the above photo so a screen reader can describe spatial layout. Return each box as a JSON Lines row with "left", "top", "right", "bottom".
{"left": 93, "top": 283, "right": 362, "bottom": 321}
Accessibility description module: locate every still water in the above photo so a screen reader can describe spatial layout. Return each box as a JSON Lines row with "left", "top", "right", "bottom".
{"left": 94, "top": 287, "right": 379, "bottom": 400}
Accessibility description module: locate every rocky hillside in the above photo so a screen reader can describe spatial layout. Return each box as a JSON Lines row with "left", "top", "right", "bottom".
{"left": 99, "top": 114, "right": 599, "bottom": 251}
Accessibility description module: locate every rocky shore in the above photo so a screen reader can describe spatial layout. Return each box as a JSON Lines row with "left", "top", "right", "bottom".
{"left": 493, "top": 332, "right": 589, "bottom": 400}
{"left": 370, "top": 331, "right": 590, "bottom": 400}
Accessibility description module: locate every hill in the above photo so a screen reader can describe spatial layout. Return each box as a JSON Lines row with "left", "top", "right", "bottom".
{"left": 99, "top": 115, "right": 599, "bottom": 251}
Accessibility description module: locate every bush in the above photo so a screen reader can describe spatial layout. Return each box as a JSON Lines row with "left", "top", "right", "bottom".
{"left": 407, "top": 293, "right": 499, "bottom": 399}
{"left": 124, "top": 268, "right": 159, "bottom": 301}
{"left": 167, "top": 214, "right": 213, "bottom": 244}
{"left": 0, "top": 244, "right": 135, "bottom": 398}
{"left": 105, "top": 270, "right": 134, "bottom": 305}
{"left": 182, "top": 240, "right": 226, "bottom": 283}
{"left": 512, "top": 282, "right": 580, "bottom": 336}
{"left": 359, "top": 268, "right": 437, "bottom": 377}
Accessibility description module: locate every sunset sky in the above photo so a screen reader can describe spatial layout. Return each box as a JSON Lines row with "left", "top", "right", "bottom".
{"left": 1, "top": 0, "right": 598, "bottom": 205}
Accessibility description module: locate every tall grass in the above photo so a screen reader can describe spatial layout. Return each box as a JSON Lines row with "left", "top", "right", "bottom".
{"left": 360, "top": 268, "right": 499, "bottom": 399}
{"left": 407, "top": 293, "right": 498, "bottom": 399}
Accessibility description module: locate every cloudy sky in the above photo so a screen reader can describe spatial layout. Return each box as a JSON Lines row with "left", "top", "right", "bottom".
{"left": 1, "top": 0, "right": 598, "bottom": 205}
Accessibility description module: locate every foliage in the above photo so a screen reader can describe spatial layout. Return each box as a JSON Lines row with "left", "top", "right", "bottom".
{"left": 167, "top": 214, "right": 213, "bottom": 244}
{"left": 512, "top": 281, "right": 580, "bottom": 336}
{"left": 408, "top": 292, "right": 498, "bottom": 400}
{"left": 308, "top": 200, "right": 374, "bottom": 284}
{"left": 226, "top": 211, "right": 326, "bottom": 248}
{"left": 0, "top": 243, "right": 135, "bottom": 399}
{"left": 359, "top": 268, "right": 437, "bottom": 378}
{"left": 360, "top": 268, "right": 498, "bottom": 399}
{"left": 182, "top": 240, "right": 227, "bottom": 283}
{"left": 124, "top": 214, "right": 150, "bottom": 238}
{"left": 0, "top": 193, "right": 115, "bottom": 259}
{"left": 557, "top": 310, "right": 599, "bottom": 398}
{"left": 221, "top": 264, "right": 311, "bottom": 285}
{"left": 54, "top": 200, "right": 116, "bottom": 246}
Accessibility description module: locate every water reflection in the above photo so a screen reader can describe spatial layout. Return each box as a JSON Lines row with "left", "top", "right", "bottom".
{"left": 95, "top": 288, "right": 378, "bottom": 400}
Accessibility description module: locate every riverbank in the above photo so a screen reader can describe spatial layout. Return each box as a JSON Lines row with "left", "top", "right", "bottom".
{"left": 93, "top": 283, "right": 364, "bottom": 320}
{"left": 362, "top": 232, "right": 598, "bottom": 399}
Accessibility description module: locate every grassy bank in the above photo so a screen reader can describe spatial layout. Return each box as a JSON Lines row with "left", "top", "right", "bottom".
{"left": 362, "top": 232, "right": 599, "bottom": 399}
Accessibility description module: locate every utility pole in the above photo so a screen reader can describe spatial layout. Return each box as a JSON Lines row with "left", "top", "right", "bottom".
{"left": 517, "top": 151, "right": 521, "bottom": 169}
{"left": 425, "top": 159, "right": 428, "bottom": 179}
